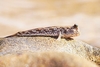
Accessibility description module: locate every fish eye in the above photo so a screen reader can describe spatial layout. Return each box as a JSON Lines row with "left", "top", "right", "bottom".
{"left": 71, "top": 24, "right": 78, "bottom": 29}
{"left": 73, "top": 24, "right": 78, "bottom": 28}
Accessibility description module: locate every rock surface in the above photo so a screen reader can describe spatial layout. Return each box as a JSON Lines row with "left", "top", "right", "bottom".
{"left": 0, "top": 52, "right": 99, "bottom": 67}
{"left": 0, "top": 37, "right": 100, "bottom": 65}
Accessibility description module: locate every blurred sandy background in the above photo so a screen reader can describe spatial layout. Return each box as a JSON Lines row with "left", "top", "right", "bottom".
{"left": 0, "top": 0, "right": 100, "bottom": 47}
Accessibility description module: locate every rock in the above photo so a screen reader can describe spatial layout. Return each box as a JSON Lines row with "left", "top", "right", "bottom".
{"left": 0, "top": 52, "right": 98, "bottom": 67}
{"left": 0, "top": 37, "right": 100, "bottom": 65}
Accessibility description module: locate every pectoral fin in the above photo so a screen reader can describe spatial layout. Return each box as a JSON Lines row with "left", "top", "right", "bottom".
{"left": 57, "top": 32, "right": 62, "bottom": 41}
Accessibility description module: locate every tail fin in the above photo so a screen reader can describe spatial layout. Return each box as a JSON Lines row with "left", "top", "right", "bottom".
{"left": 5, "top": 34, "right": 17, "bottom": 38}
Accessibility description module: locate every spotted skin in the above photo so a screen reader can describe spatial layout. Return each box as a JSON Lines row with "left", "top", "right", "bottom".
{"left": 6, "top": 24, "right": 79, "bottom": 39}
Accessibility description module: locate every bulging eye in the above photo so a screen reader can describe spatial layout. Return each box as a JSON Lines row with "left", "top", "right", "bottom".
{"left": 73, "top": 24, "right": 78, "bottom": 28}
{"left": 71, "top": 24, "right": 78, "bottom": 30}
